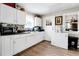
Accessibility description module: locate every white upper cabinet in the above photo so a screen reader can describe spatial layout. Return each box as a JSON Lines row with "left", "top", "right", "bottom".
{"left": 16, "top": 10, "right": 26, "bottom": 25}
{"left": 0, "top": 4, "right": 26, "bottom": 25}
{"left": 35, "top": 17, "right": 42, "bottom": 26}
{"left": 0, "top": 4, "right": 16, "bottom": 24}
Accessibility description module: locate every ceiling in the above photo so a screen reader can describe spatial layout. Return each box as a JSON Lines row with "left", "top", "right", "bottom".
{"left": 18, "top": 3, "right": 79, "bottom": 15}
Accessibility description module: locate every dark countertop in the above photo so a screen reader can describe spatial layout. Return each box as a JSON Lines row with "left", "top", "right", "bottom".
{"left": 0, "top": 32, "right": 30, "bottom": 36}
{"left": 0, "top": 31, "right": 44, "bottom": 36}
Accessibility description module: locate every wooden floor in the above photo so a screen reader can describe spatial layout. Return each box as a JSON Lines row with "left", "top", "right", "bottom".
{"left": 15, "top": 41, "right": 79, "bottom": 56}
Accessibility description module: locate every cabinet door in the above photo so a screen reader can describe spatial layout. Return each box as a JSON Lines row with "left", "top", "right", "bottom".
{"left": 1, "top": 37, "right": 5, "bottom": 56}
{"left": 3, "top": 36, "right": 11, "bottom": 56}
{"left": 10, "top": 37, "right": 14, "bottom": 55}
{"left": 13, "top": 36, "right": 26, "bottom": 54}
{"left": 0, "top": 4, "right": 16, "bottom": 24}
{"left": 51, "top": 33, "right": 68, "bottom": 49}
{"left": 25, "top": 36, "right": 32, "bottom": 48}
{"left": 16, "top": 10, "right": 26, "bottom": 25}
{"left": 32, "top": 33, "right": 43, "bottom": 44}
{"left": 1, "top": 36, "right": 13, "bottom": 56}
{"left": 26, "top": 35, "right": 35, "bottom": 48}
{"left": 25, "top": 32, "right": 44, "bottom": 49}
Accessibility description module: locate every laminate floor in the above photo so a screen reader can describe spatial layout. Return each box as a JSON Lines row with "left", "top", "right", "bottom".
{"left": 15, "top": 41, "right": 79, "bottom": 56}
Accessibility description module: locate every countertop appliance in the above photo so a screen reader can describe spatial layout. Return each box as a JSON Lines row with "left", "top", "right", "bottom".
{"left": 32, "top": 26, "right": 44, "bottom": 32}
{"left": 0, "top": 23, "right": 25, "bottom": 35}
{"left": 0, "top": 23, "right": 17, "bottom": 35}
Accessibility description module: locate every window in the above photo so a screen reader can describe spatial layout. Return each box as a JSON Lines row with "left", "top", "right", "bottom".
{"left": 24, "top": 14, "right": 34, "bottom": 29}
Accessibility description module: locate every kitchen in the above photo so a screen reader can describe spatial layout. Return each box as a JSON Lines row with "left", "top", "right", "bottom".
{"left": 0, "top": 3, "right": 79, "bottom": 56}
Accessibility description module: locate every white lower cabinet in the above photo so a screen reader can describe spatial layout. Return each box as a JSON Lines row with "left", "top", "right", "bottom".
{"left": 25, "top": 32, "right": 44, "bottom": 49}
{"left": 5, "top": 36, "right": 14, "bottom": 56}
{"left": 0, "top": 32, "right": 45, "bottom": 56}
{"left": 4, "top": 36, "right": 12, "bottom": 56}
{"left": 26, "top": 35, "right": 34, "bottom": 48}
{"left": 51, "top": 33, "right": 68, "bottom": 49}
{"left": 13, "top": 35, "right": 26, "bottom": 55}
{"left": 10, "top": 37, "right": 14, "bottom": 56}
{"left": 26, "top": 35, "right": 38, "bottom": 48}
{"left": 0, "top": 36, "right": 14, "bottom": 56}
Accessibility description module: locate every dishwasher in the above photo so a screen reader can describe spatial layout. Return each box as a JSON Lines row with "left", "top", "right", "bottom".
{"left": 68, "top": 36, "right": 78, "bottom": 50}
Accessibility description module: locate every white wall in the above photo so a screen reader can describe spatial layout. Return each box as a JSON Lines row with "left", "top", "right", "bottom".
{"left": 42, "top": 16, "right": 55, "bottom": 41}
{"left": 42, "top": 7, "right": 79, "bottom": 41}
